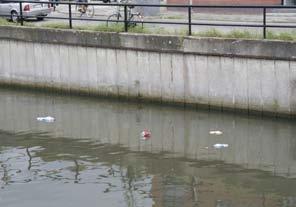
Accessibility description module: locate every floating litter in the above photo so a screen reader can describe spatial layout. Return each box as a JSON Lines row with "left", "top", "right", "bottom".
{"left": 141, "top": 129, "right": 151, "bottom": 140}
{"left": 213, "top": 143, "right": 229, "bottom": 149}
{"left": 36, "top": 116, "right": 55, "bottom": 123}
{"left": 209, "top": 130, "right": 223, "bottom": 135}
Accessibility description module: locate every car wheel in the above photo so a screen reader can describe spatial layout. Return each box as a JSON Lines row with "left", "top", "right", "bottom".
{"left": 37, "top": 17, "right": 44, "bottom": 21}
{"left": 11, "top": 11, "right": 18, "bottom": 23}
{"left": 102, "top": 0, "right": 110, "bottom": 3}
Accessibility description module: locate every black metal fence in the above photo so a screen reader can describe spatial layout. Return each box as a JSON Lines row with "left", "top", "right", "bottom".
{"left": 1, "top": 0, "right": 296, "bottom": 38}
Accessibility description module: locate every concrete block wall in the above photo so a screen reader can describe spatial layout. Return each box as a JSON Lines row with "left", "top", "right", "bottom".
{"left": 0, "top": 27, "right": 296, "bottom": 117}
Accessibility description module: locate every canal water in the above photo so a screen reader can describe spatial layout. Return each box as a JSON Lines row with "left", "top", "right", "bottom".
{"left": 0, "top": 88, "right": 296, "bottom": 207}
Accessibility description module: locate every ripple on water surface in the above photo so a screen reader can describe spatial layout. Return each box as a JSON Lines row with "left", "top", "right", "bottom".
{"left": 0, "top": 89, "right": 296, "bottom": 207}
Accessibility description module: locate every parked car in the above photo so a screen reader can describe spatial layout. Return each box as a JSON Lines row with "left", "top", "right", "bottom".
{"left": 0, "top": 0, "right": 52, "bottom": 22}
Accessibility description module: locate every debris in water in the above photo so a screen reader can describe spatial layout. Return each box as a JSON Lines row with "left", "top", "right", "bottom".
{"left": 209, "top": 130, "right": 223, "bottom": 135}
{"left": 141, "top": 129, "right": 151, "bottom": 140}
{"left": 213, "top": 143, "right": 229, "bottom": 149}
{"left": 36, "top": 116, "right": 55, "bottom": 123}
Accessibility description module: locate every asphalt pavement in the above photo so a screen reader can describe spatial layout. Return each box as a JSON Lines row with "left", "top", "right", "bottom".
{"left": 35, "top": 3, "right": 296, "bottom": 34}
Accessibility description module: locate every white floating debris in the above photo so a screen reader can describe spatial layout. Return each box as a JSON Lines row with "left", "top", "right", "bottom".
{"left": 213, "top": 143, "right": 229, "bottom": 149}
{"left": 209, "top": 130, "right": 223, "bottom": 135}
{"left": 36, "top": 116, "right": 55, "bottom": 123}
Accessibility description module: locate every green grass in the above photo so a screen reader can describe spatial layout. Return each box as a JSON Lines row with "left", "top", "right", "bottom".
{"left": 266, "top": 30, "right": 296, "bottom": 41}
{"left": 94, "top": 23, "right": 124, "bottom": 32}
{"left": 0, "top": 17, "right": 34, "bottom": 27}
{"left": 195, "top": 29, "right": 260, "bottom": 39}
{"left": 148, "top": 26, "right": 188, "bottom": 36}
{"left": 0, "top": 18, "right": 12, "bottom": 26}
{"left": 41, "top": 22, "right": 147, "bottom": 33}
{"left": 41, "top": 22, "right": 69, "bottom": 29}
{"left": 165, "top": 15, "right": 184, "bottom": 20}
{"left": 196, "top": 28, "right": 224, "bottom": 38}
{"left": 194, "top": 28, "right": 296, "bottom": 41}
{"left": 225, "top": 30, "right": 260, "bottom": 39}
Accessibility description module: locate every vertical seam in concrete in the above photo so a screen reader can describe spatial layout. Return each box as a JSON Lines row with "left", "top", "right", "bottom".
{"left": 147, "top": 52, "right": 151, "bottom": 97}
{"left": 50, "top": 44, "right": 54, "bottom": 85}
{"left": 231, "top": 58, "right": 235, "bottom": 107}
{"left": 66, "top": 45, "right": 70, "bottom": 91}
{"left": 145, "top": 52, "right": 153, "bottom": 97}
{"left": 171, "top": 121, "right": 175, "bottom": 153}
{"left": 246, "top": 59, "right": 249, "bottom": 113}
{"left": 182, "top": 54, "right": 186, "bottom": 105}
{"left": 206, "top": 56, "right": 209, "bottom": 108}
{"left": 136, "top": 51, "right": 139, "bottom": 98}
{"left": 31, "top": 42, "right": 35, "bottom": 84}
{"left": 115, "top": 49, "right": 119, "bottom": 97}
{"left": 259, "top": 60, "right": 263, "bottom": 113}
{"left": 183, "top": 54, "right": 188, "bottom": 105}
{"left": 288, "top": 60, "right": 291, "bottom": 114}
{"left": 58, "top": 44, "right": 61, "bottom": 87}
{"left": 219, "top": 56, "right": 222, "bottom": 109}
{"left": 194, "top": 55, "right": 198, "bottom": 108}
{"left": 274, "top": 60, "right": 277, "bottom": 116}
{"left": 159, "top": 53, "right": 163, "bottom": 103}
{"left": 9, "top": 40, "right": 13, "bottom": 82}
{"left": 33, "top": 42, "right": 36, "bottom": 86}
{"left": 58, "top": 44, "right": 62, "bottom": 89}
{"left": 0, "top": 40, "right": 2, "bottom": 73}
{"left": 85, "top": 47, "right": 90, "bottom": 93}
{"left": 156, "top": 53, "right": 162, "bottom": 102}
{"left": 170, "top": 54, "right": 173, "bottom": 83}
{"left": 95, "top": 47, "right": 99, "bottom": 93}
{"left": 113, "top": 49, "right": 121, "bottom": 97}
{"left": 288, "top": 60, "right": 293, "bottom": 116}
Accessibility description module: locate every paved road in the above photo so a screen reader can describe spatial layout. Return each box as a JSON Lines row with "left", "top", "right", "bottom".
{"left": 35, "top": 3, "right": 296, "bottom": 34}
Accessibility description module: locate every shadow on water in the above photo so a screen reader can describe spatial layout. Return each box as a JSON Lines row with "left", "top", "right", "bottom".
{"left": 0, "top": 88, "right": 296, "bottom": 207}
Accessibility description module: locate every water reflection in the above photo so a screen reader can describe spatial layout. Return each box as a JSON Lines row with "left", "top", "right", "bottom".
{"left": 0, "top": 89, "right": 296, "bottom": 207}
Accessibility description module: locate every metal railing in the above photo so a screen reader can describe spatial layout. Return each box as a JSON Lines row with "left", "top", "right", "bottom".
{"left": 1, "top": 1, "right": 296, "bottom": 39}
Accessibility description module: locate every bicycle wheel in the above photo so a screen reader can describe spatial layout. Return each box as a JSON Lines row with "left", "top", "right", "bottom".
{"left": 107, "top": 13, "right": 121, "bottom": 26}
{"left": 129, "top": 13, "right": 143, "bottom": 28}
{"left": 86, "top": 5, "right": 94, "bottom": 18}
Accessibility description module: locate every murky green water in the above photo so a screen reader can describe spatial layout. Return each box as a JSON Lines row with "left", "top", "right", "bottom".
{"left": 0, "top": 89, "right": 296, "bottom": 207}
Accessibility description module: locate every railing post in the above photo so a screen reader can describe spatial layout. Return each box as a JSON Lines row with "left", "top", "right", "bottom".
{"left": 19, "top": 2, "right": 23, "bottom": 26}
{"left": 188, "top": 5, "right": 192, "bottom": 36}
{"left": 68, "top": 3, "right": 72, "bottom": 29}
{"left": 263, "top": 7, "right": 266, "bottom": 39}
{"left": 124, "top": 5, "right": 128, "bottom": 32}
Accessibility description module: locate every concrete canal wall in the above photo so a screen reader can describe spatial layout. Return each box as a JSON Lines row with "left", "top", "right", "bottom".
{"left": 0, "top": 26, "right": 296, "bottom": 116}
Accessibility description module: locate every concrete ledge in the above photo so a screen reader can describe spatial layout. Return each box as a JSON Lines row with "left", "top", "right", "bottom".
{"left": 0, "top": 26, "right": 295, "bottom": 61}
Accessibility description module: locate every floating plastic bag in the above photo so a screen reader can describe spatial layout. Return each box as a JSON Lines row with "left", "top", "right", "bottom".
{"left": 209, "top": 130, "right": 223, "bottom": 135}
{"left": 213, "top": 143, "right": 229, "bottom": 149}
{"left": 36, "top": 116, "right": 55, "bottom": 123}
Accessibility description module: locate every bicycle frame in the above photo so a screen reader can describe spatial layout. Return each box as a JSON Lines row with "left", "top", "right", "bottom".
{"left": 107, "top": 0, "right": 143, "bottom": 27}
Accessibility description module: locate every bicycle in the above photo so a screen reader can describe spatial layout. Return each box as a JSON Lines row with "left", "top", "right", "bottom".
{"left": 106, "top": 0, "right": 143, "bottom": 28}
{"left": 75, "top": 0, "right": 95, "bottom": 18}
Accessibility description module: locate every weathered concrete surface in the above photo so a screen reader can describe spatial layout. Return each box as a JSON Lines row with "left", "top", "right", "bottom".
{"left": 0, "top": 26, "right": 295, "bottom": 60}
{"left": 0, "top": 26, "right": 296, "bottom": 117}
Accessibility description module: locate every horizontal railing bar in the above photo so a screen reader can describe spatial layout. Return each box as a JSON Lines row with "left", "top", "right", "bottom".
{"left": 1, "top": 16, "right": 295, "bottom": 29}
